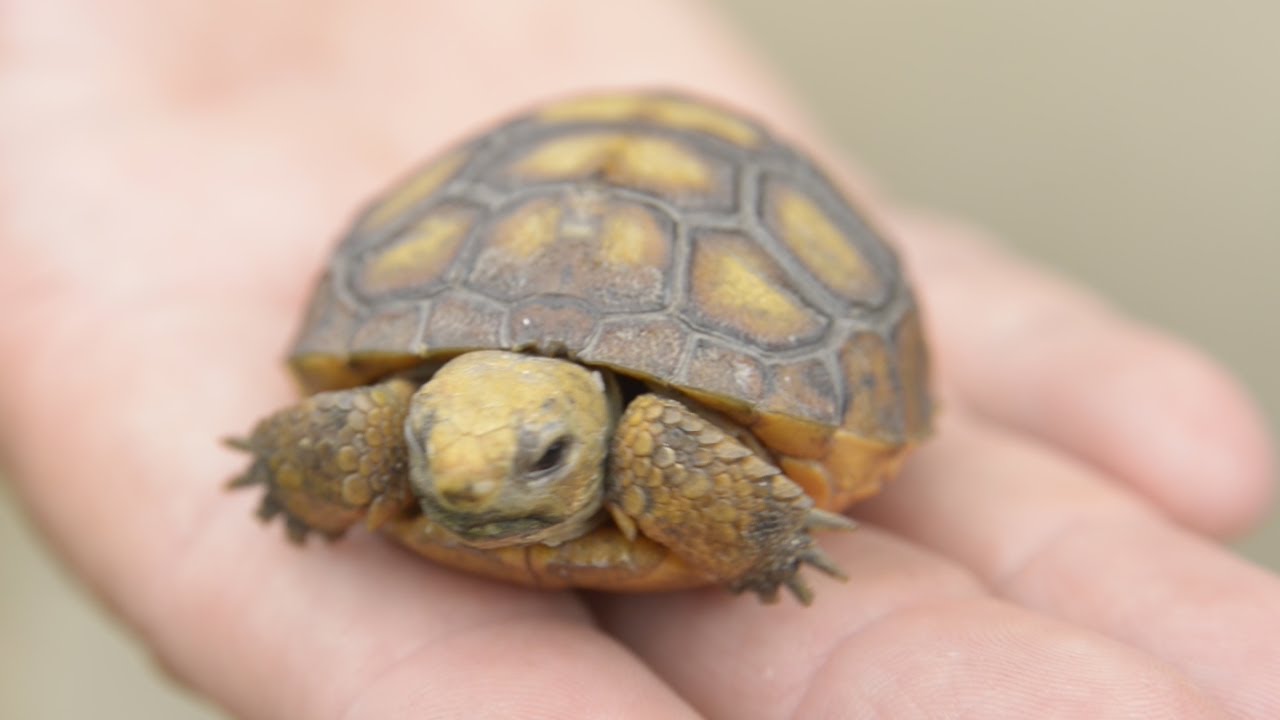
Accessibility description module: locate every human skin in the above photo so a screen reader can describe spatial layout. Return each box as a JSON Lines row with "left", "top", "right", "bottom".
{"left": 1, "top": 1, "right": 1277, "bottom": 718}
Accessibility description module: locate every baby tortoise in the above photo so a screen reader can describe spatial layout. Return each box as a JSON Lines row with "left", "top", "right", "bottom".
{"left": 229, "top": 91, "right": 932, "bottom": 604}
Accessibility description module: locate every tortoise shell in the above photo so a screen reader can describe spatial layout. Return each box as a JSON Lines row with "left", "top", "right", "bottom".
{"left": 290, "top": 92, "right": 931, "bottom": 512}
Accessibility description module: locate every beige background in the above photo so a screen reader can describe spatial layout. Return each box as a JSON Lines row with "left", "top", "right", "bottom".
{"left": 2, "top": 2, "right": 1276, "bottom": 717}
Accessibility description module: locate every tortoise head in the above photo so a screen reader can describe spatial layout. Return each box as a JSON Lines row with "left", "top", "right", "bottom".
{"left": 405, "top": 350, "right": 612, "bottom": 548}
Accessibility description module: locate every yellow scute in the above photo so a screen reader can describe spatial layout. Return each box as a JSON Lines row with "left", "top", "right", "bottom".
{"left": 689, "top": 233, "right": 824, "bottom": 346}
{"left": 364, "top": 151, "right": 465, "bottom": 229}
{"left": 511, "top": 133, "right": 713, "bottom": 195}
{"left": 359, "top": 209, "right": 473, "bottom": 294}
{"left": 601, "top": 206, "right": 667, "bottom": 268}
{"left": 492, "top": 200, "right": 562, "bottom": 259}
{"left": 646, "top": 97, "right": 759, "bottom": 147}
{"left": 613, "top": 137, "right": 711, "bottom": 192}
{"left": 539, "top": 94, "right": 644, "bottom": 122}
{"left": 539, "top": 93, "right": 760, "bottom": 147}
{"left": 513, "top": 134, "right": 620, "bottom": 179}
{"left": 772, "top": 186, "right": 882, "bottom": 303}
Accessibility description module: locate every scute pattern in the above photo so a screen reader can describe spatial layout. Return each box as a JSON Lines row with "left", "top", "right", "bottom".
{"left": 422, "top": 293, "right": 504, "bottom": 352}
{"left": 361, "top": 151, "right": 467, "bottom": 231}
{"left": 686, "top": 229, "right": 828, "bottom": 349}
{"left": 894, "top": 309, "right": 932, "bottom": 438}
{"left": 507, "top": 298, "right": 598, "bottom": 355}
{"left": 579, "top": 318, "right": 686, "bottom": 381}
{"left": 290, "top": 91, "right": 929, "bottom": 449}
{"left": 760, "top": 358, "right": 840, "bottom": 426}
{"left": 537, "top": 94, "right": 762, "bottom": 147}
{"left": 681, "top": 339, "right": 767, "bottom": 407}
{"left": 350, "top": 305, "right": 423, "bottom": 356}
{"left": 468, "top": 194, "right": 672, "bottom": 310}
{"left": 499, "top": 130, "right": 738, "bottom": 213}
{"left": 839, "top": 331, "right": 905, "bottom": 443}
{"left": 761, "top": 176, "right": 886, "bottom": 307}
{"left": 357, "top": 203, "right": 477, "bottom": 298}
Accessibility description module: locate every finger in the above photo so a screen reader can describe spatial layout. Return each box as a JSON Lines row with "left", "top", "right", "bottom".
{"left": 858, "top": 412, "right": 1280, "bottom": 719}
{"left": 887, "top": 213, "right": 1274, "bottom": 538}
{"left": 594, "top": 529, "right": 1224, "bottom": 719}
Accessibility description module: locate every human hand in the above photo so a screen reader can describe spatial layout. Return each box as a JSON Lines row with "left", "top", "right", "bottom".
{"left": 2, "top": 1, "right": 1275, "bottom": 718}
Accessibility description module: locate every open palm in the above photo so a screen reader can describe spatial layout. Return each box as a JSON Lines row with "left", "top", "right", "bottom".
{"left": 2, "top": 2, "right": 1276, "bottom": 718}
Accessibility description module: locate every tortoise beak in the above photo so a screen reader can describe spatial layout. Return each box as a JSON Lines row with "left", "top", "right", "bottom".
{"left": 424, "top": 436, "right": 507, "bottom": 513}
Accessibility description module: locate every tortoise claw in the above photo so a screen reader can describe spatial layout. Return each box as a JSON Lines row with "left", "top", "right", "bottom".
{"left": 222, "top": 435, "right": 255, "bottom": 452}
{"left": 248, "top": 482, "right": 335, "bottom": 545}
{"left": 755, "top": 583, "right": 782, "bottom": 604}
{"left": 784, "top": 574, "right": 815, "bottom": 606}
{"left": 607, "top": 504, "right": 639, "bottom": 542}
{"left": 255, "top": 493, "right": 283, "bottom": 521}
{"left": 365, "top": 493, "right": 404, "bottom": 531}
{"left": 227, "top": 460, "right": 268, "bottom": 489}
{"left": 285, "top": 516, "right": 311, "bottom": 544}
{"left": 279, "top": 506, "right": 344, "bottom": 544}
{"left": 800, "top": 545, "right": 848, "bottom": 582}
{"left": 735, "top": 543, "right": 847, "bottom": 606}
{"left": 806, "top": 508, "right": 858, "bottom": 533}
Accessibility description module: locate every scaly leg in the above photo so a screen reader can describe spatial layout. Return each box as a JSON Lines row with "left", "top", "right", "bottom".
{"left": 226, "top": 379, "right": 417, "bottom": 541}
{"left": 608, "top": 394, "right": 856, "bottom": 604}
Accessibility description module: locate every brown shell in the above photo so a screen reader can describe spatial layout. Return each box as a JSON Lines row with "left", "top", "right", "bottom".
{"left": 290, "top": 92, "right": 931, "bottom": 510}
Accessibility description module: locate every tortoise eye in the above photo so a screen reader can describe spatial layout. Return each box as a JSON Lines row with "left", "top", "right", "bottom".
{"left": 530, "top": 436, "right": 570, "bottom": 475}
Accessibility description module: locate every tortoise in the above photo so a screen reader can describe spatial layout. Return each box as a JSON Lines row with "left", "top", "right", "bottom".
{"left": 229, "top": 91, "right": 932, "bottom": 604}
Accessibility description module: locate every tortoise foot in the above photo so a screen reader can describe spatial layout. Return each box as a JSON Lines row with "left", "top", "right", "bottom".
{"left": 225, "top": 379, "right": 417, "bottom": 541}
{"left": 609, "top": 393, "right": 858, "bottom": 605}
{"left": 727, "top": 524, "right": 851, "bottom": 605}
{"left": 227, "top": 450, "right": 333, "bottom": 543}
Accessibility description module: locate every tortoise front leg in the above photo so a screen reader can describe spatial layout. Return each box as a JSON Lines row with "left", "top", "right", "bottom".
{"left": 608, "top": 394, "right": 857, "bottom": 604}
{"left": 227, "top": 379, "right": 417, "bottom": 541}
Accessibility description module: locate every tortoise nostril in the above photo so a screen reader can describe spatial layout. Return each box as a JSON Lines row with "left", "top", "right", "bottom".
{"left": 439, "top": 479, "right": 496, "bottom": 508}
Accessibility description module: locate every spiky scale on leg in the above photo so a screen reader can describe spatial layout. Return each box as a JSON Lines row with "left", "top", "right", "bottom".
{"left": 226, "top": 379, "right": 417, "bottom": 542}
{"left": 608, "top": 393, "right": 857, "bottom": 605}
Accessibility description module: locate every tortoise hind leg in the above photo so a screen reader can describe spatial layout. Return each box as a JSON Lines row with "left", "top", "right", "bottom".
{"left": 607, "top": 394, "right": 856, "bottom": 605}
{"left": 226, "top": 379, "right": 417, "bottom": 542}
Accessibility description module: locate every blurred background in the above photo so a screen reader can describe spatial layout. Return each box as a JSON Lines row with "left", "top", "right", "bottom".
{"left": 2, "top": 1, "right": 1276, "bottom": 717}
